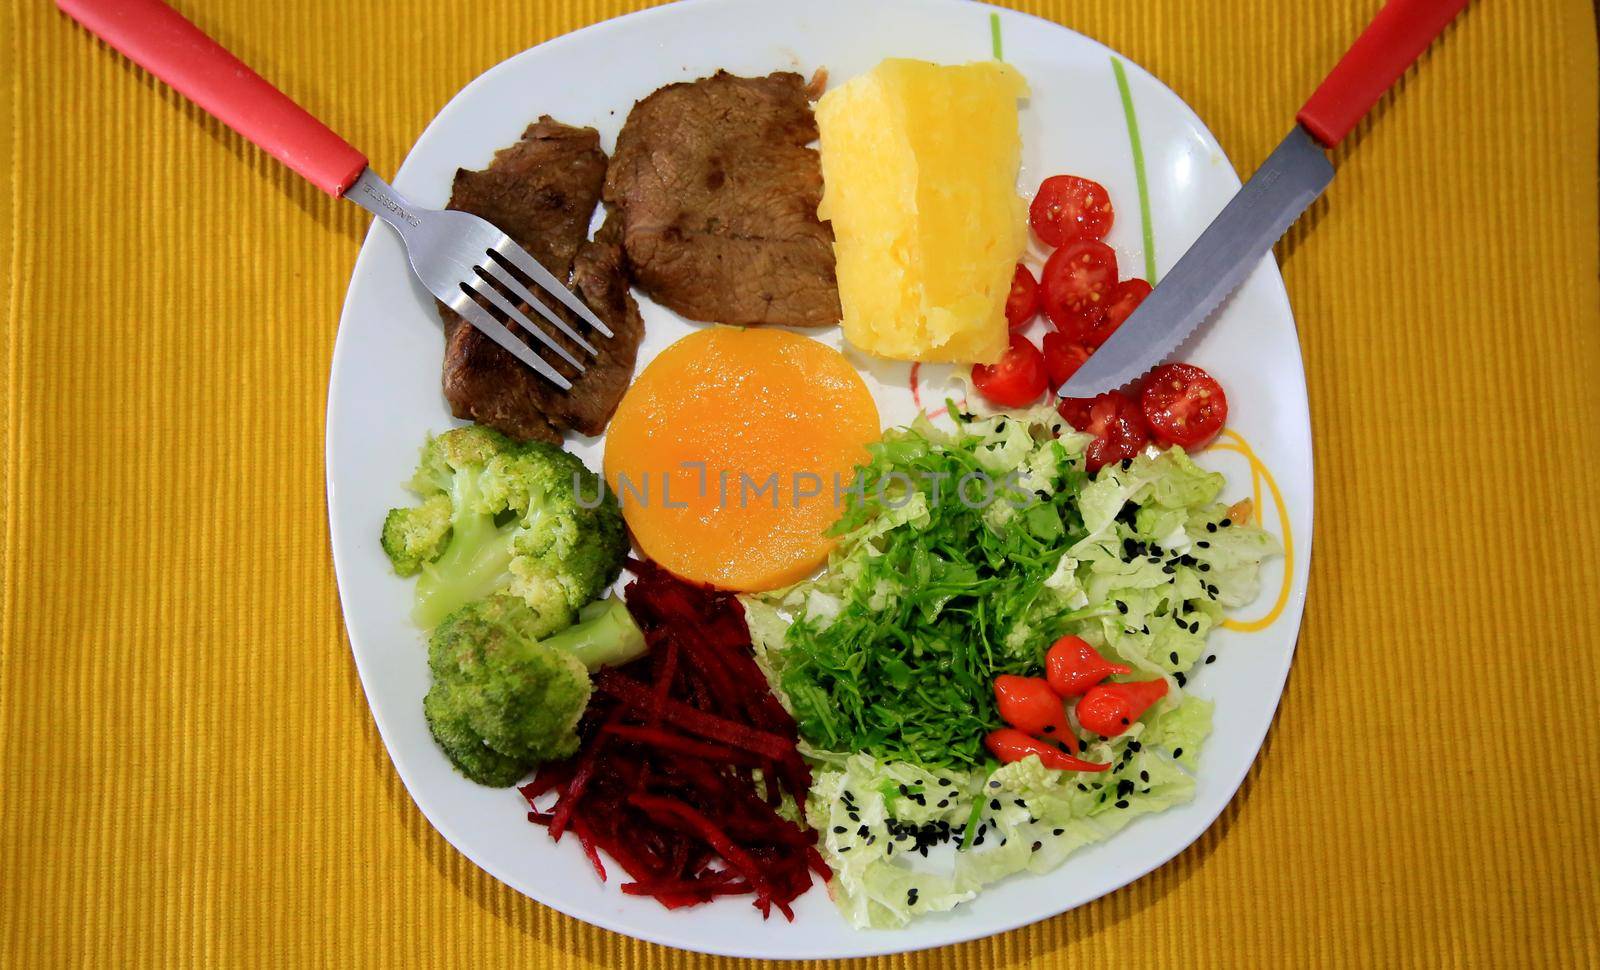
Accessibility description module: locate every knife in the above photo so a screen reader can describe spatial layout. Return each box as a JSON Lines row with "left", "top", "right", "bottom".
{"left": 1059, "top": 0, "right": 1472, "bottom": 399}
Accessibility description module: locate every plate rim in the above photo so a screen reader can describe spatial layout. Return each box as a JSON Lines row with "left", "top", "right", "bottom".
{"left": 324, "top": 0, "right": 1316, "bottom": 957}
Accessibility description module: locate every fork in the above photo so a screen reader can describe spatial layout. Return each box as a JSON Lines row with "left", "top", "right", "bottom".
{"left": 58, "top": 0, "right": 610, "bottom": 391}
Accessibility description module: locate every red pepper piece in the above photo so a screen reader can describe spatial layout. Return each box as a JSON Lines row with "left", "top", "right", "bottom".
{"left": 984, "top": 727, "right": 1110, "bottom": 772}
{"left": 1075, "top": 679, "right": 1169, "bottom": 737}
{"left": 1045, "top": 635, "right": 1133, "bottom": 698}
{"left": 994, "top": 674, "right": 1073, "bottom": 739}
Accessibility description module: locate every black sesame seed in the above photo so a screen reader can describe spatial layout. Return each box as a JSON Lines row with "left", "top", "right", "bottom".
{"left": 1121, "top": 459, "right": 1133, "bottom": 471}
{"left": 839, "top": 845, "right": 852, "bottom": 852}
{"left": 1043, "top": 725, "right": 1056, "bottom": 734}
{"left": 1169, "top": 651, "right": 1179, "bottom": 664}
{"left": 898, "top": 784, "right": 909, "bottom": 796}
{"left": 1206, "top": 655, "right": 1217, "bottom": 664}
{"left": 1116, "top": 600, "right": 1128, "bottom": 614}
{"left": 1162, "top": 564, "right": 1176, "bottom": 575}
{"left": 1175, "top": 672, "right": 1187, "bottom": 687}
{"left": 1053, "top": 828, "right": 1065, "bottom": 836}
{"left": 1172, "top": 747, "right": 1184, "bottom": 758}
{"left": 1115, "top": 800, "right": 1129, "bottom": 809}
{"left": 1013, "top": 798, "right": 1027, "bottom": 809}
{"left": 1197, "top": 540, "right": 1210, "bottom": 548}
{"left": 858, "top": 825, "right": 870, "bottom": 837}
{"left": 937, "top": 798, "right": 949, "bottom": 808}
{"left": 832, "top": 825, "right": 845, "bottom": 833}
{"left": 1078, "top": 738, "right": 1088, "bottom": 753}
{"left": 990, "top": 798, "right": 1001, "bottom": 811}
{"left": 1120, "top": 717, "right": 1130, "bottom": 725}
{"left": 1077, "top": 783, "right": 1088, "bottom": 792}
{"left": 989, "top": 780, "right": 1001, "bottom": 789}
{"left": 1199, "top": 562, "right": 1212, "bottom": 572}
{"left": 1221, "top": 518, "right": 1232, "bottom": 527}
{"left": 1140, "top": 770, "right": 1150, "bottom": 782}
{"left": 1127, "top": 741, "right": 1142, "bottom": 752}
{"left": 1117, "top": 779, "right": 1135, "bottom": 797}
{"left": 1147, "top": 555, "right": 1161, "bottom": 564}
{"left": 1031, "top": 841, "right": 1043, "bottom": 852}
{"left": 1206, "top": 522, "right": 1217, "bottom": 533}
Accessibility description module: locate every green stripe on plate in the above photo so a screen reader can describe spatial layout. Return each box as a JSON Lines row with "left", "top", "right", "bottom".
{"left": 990, "top": 11, "right": 1003, "bottom": 60}
{"left": 1111, "top": 57, "right": 1157, "bottom": 283}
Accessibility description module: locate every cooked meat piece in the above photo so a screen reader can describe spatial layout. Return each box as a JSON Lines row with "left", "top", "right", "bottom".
{"left": 446, "top": 116, "right": 608, "bottom": 278}
{"left": 605, "top": 71, "right": 841, "bottom": 328}
{"left": 437, "top": 118, "right": 643, "bottom": 443}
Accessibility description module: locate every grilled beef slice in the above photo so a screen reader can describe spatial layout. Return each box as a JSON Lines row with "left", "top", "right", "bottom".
{"left": 604, "top": 71, "right": 841, "bottom": 328}
{"left": 437, "top": 117, "right": 643, "bottom": 443}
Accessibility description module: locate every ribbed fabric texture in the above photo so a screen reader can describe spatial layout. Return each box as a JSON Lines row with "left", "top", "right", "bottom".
{"left": 3, "top": 1, "right": 1598, "bottom": 966}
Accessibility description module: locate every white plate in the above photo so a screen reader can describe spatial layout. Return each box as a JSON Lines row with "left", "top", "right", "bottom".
{"left": 326, "top": 0, "right": 1313, "bottom": 958}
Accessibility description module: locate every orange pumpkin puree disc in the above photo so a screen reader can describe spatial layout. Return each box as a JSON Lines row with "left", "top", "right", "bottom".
{"left": 603, "top": 327, "right": 880, "bottom": 591}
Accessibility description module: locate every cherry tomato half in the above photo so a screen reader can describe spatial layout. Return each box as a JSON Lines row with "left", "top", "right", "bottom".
{"left": 1041, "top": 239, "right": 1118, "bottom": 339}
{"left": 972, "top": 333, "right": 1048, "bottom": 409}
{"left": 1140, "top": 363, "right": 1228, "bottom": 449}
{"left": 1058, "top": 390, "right": 1150, "bottom": 473}
{"left": 1086, "top": 278, "right": 1152, "bottom": 347}
{"left": 1029, "top": 175, "right": 1115, "bottom": 248}
{"left": 1041, "top": 332, "right": 1092, "bottom": 391}
{"left": 1005, "top": 264, "right": 1040, "bottom": 331}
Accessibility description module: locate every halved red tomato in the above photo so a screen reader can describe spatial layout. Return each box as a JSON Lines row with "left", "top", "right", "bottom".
{"left": 1090, "top": 278, "right": 1152, "bottom": 346}
{"left": 1029, "top": 175, "right": 1114, "bottom": 248}
{"left": 1041, "top": 332, "right": 1092, "bottom": 391}
{"left": 1005, "top": 264, "right": 1040, "bottom": 331}
{"left": 1140, "top": 363, "right": 1227, "bottom": 448}
{"left": 1058, "top": 390, "right": 1150, "bottom": 473}
{"left": 1041, "top": 239, "right": 1118, "bottom": 340}
{"left": 972, "top": 333, "right": 1048, "bottom": 408}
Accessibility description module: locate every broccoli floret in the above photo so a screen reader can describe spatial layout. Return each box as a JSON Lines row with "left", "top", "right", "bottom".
{"left": 422, "top": 689, "right": 530, "bottom": 787}
{"left": 380, "top": 426, "right": 628, "bottom": 630}
{"left": 423, "top": 595, "right": 648, "bottom": 785}
{"left": 380, "top": 494, "right": 453, "bottom": 576}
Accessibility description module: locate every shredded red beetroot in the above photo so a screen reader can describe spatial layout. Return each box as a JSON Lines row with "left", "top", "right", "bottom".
{"left": 519, "top": 558, "right": 827, "bottom": 917}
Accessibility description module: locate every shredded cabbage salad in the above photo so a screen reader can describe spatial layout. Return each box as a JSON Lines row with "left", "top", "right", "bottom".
{"left": 742, "top": 406, "right": 1277, "bottom": 926}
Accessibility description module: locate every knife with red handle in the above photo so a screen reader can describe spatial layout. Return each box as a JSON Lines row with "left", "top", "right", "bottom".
{"left": 1060, "top": 0, "right": 1472, "bottom": 398}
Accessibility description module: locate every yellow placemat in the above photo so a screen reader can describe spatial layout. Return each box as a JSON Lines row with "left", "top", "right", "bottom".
{"left": 3, "top": 0, "right": 1598, "bottom": 966}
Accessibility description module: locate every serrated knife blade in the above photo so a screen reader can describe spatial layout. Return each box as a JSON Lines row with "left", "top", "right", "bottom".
{"left": 1058, "top": 126, "right": 1332, "bottom": 398}
{"left": 1059, "top": 0, "right": 1471, "bottom": 400}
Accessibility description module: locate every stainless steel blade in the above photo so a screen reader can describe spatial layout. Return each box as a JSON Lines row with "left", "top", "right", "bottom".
{"left": 1058, "top": 125, "right": 1334, "bottom": 399}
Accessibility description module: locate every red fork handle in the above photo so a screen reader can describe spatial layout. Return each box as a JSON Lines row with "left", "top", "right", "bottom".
{"left": 57, "top": 0, "right": 368, "bottom": 196}
{"left": 1297, "top": 0, "right": 1471, "bottom": 148}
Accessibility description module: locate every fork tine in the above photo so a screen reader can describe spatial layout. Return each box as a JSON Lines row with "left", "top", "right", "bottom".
{"left": 479, "top": 257, "right": 600, "bottom": 356}
{"left": 489, "top": 238, "right": 616, "bottom": 339}
{"left": 449, "top": 293, "right": 572, "bottom": 391}
{"left": 467, "top": 276, "right": 586, "bottom": 371}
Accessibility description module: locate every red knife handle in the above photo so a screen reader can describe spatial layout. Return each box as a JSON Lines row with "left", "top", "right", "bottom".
{"left": 57, "top": 0, "right": 368, "bottom": 196}
{"left": 1297, "top": 0, "right": 1470, "bottom": 148}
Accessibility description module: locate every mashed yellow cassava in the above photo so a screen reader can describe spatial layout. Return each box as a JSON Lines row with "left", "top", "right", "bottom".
{"left": 816, "top": 59, "right": 1029, "bottom": 365}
